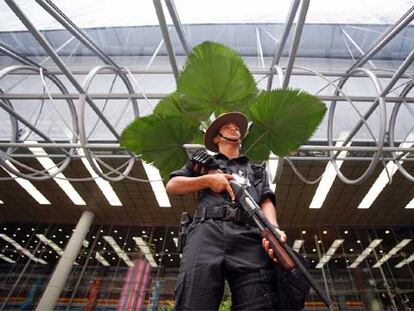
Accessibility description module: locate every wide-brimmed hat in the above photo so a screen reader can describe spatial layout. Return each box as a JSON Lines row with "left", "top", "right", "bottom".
{"left": 204, "top": 112, "right": 248, "bottom": 152}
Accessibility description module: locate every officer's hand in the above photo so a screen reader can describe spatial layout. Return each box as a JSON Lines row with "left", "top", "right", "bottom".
{"left": 262, "top": 228, "right": 287, "bottom": 262}
{"left": 208, "top": 173, "right": 235, "bottom": 201}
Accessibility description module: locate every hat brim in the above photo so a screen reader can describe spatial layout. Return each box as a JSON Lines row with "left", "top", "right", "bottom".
{"left": 204, "top": 112, "right": 248, "bottom": 152}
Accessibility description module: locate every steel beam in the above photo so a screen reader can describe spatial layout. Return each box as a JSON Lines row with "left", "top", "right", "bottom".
{"left": 282, "top": 0, "right": 310, "bottom": 89}
{"left": 153, "top": 0, "right": 179, "bottom": 81}
{"left": 5, "top": 153, "right": 414, "bottom": 161}
{"left": 165, "top": 0, "right": 192, "bottom": 55}
{"left": 5, "top": 0, "right": 120, "bottom": 139}
{"left": 2, "top": 68, "right": 409, "bottom": 79}
{"left": 267, "top": 0, "right": 300, "bottom": 90}
{"left": 332, "top": 48, "right": 414, "bottom": 159}
{"left": 1, "top": 93, "right": 413, "bottom": 103}
{"left": 346, "top": 5, "right": 414, "bottom": 74}
{"left": 35, "top": 0, "right": 140, "bottom": 117}
{"left": 0, "top": 142, "right": 413, "bottom": 153}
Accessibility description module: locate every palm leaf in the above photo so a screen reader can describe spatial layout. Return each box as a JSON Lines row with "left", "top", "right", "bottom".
{"left": 120, "top": 114, "right": 201, "bottom": 179}
{"left": 176, "top": 41, "right": 257, "bottom": 120}
{"left": 153, "top": 93, "right": 183, "bottom": 116}
{"left": 242, "top": 89, "right": 327, "bottom": 160}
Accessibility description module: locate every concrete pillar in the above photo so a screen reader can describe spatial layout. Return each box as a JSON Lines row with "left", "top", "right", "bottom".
{"left": 36, "top": 211, "right": 95, "bottom": 311}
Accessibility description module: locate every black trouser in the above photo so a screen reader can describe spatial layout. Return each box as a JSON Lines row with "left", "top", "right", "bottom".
{"left": 174, "top": 218, "right": 278, "bottom": 311}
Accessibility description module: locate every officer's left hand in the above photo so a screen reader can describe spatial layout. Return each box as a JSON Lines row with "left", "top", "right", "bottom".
{"left": 262, "top": 228, "right": 287, "bottom": 262}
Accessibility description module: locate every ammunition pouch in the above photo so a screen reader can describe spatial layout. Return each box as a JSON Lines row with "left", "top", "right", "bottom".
{"left": 194, "top": 205, "right": 252, "bottom": 224}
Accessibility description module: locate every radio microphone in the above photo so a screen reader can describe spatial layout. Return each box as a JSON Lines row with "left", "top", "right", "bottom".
{"left": 218, "top": 133, "right": 239, "bottom": 143}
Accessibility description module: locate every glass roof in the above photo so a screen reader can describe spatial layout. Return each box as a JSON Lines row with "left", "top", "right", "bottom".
{"left": 0, "top": 0, "right": 413, "bottom": 31}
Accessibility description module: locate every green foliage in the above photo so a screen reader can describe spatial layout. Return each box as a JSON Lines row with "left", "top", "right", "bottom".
{"left": 153, "top": 93, "right": 183, "bottom": 116}
{"left": 242, "top": 89, "right": 327, "bottom": 160}
{"left": 176, "top": 41, "right": 257, "bottom": 120}
{"left": 120, "top": 41, "right": 327, "bottom": 177}
{"left": 119, "top": 114, "right": 200, "bottom": 179}
{"left": 219, "top": 298, "right": 232, "bottom": 311}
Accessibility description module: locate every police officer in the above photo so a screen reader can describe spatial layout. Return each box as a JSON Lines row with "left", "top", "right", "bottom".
{"left": 166, "top": 112, "right": 287, "bottom": 310}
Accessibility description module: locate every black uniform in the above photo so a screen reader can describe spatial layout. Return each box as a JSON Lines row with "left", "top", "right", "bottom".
{"left": 170, "top": 153, "right": 278, "bottom": 310}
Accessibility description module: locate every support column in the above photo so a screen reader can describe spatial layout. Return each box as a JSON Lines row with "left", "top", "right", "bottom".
{"left": 36, "top": 211, "right": 95, "bottom": 311}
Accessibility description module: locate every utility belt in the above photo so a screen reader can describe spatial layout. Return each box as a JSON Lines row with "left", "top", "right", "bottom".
{"left": 177, "top": 205, "right": 253, "bottom": 253}
{"left": 194, "top": 204, "right": 252, "bottom": 224}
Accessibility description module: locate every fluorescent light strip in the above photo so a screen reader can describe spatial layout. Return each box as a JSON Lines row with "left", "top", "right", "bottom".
{"left": 27, "top": 141, "right": 86, "bottom": 206}
{"left": 395, "top": 253, "right": 414, "bottom": 268}
{"left": 35, "top": 234, "right": 79, "bottom": 266}
{"left": 405, "top": 197, "right": 414, "bottom": 209}
{"left": 173, "top": 237, "right": 178, "bottom": 249}
{"left": 103, "top": 236, "right": 133, "bottom": 267}
{"left": 315, "top": 239, "right": 344, "bottom": 269}
{"left": 358, "top": 135, "right": 414, "bottom": 209}
{"left": 142, "top": 162, "right": 171, "bottom": 208}
{"left": 95, "top": 252, "right": 110, "bottom": 266}
{"left": 292, "top": 240, "right": 304, "bottom": 252}
{"left": 0, "top": 254, "right": 16, "bottom": 263}
{"left": 36, "top": 234, "right": 63, "bottom": 256}
{"left": 310, "top": 133, "right": 350, "bottom": 209}
{"left": 0, "top": 234, "right": 47, "bottom": 264}
{"left": 78, "top": 149, "right": 122, "bottom": 206}
{"left": 2, "top": 161, "right": 51, "bottom": 205}
{"left": 349, "top": 239, "right": 382, "bottom": 268}
{"left": 373, "top": 239, "right": 412, "bottom": 268}
{"left": 0, "top": 199, "right": 3, "bottom": 204}
{"left": 133, "top": 237, "right": 158, "bottom": 267}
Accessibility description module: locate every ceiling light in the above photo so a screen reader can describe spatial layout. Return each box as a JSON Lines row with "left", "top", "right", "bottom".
{"left": 142, "top": 161, "right": 171, "bottom": 208}
{"left": 358, "top": 136, "right": 413, "bottom": 209}
{"left": 395, "top": 253, "right": 414, "bottom": 268}
{"left": 405, "top": 197, "right": 414, "bottom": 209}
{"left": 309, "top": 134, "right": 350, "bottom": 209}
{"left": 2, "top": 160, "right": 51, "bottom": 205}
{"left": 103, "top": 236, "right": 133, "bottom": 267}
{"left": 0, "top": 254, "right": 16, "bottom": 264}
{"left": 36, "top": 234, "right": 63, "bottom": 256}
{"left": 315, "top": 239, "right": 344, "bottom": 269}
{"left": 373, "top": 239, "right": 412, "bottom": 268}
{"left": 95, "top": 252, "right": 110, "bottom": 266}
{"left": 27, "top": 141, "right": 86, "bottom": 206}
{"left": 0, "top": 234, "right": 47, "bottom": 264}
{"left": 292, "top": 240, "right": 304, "bottom": 252}
{"left": 133, "top": 237, "right": 158, "bottom": 267}
{"left": 301, "top": 230, "right": 306, "bottom": 235}
{"left": 78, "top": 149, "right": 122, "bottom": 206}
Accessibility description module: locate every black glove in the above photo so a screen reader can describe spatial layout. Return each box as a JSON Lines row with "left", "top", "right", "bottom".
{"left": 187, "top": 149, "right": 220, "bottom": 176}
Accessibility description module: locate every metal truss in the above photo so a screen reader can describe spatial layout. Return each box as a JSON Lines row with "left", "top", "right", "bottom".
{"left": 0, "top": 0, "right": 413, "bottom": 184}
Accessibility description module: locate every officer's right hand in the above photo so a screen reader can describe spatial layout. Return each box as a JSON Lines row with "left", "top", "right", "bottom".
{"left": 208, "top": 173, "right": 235, "bottom": 201}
